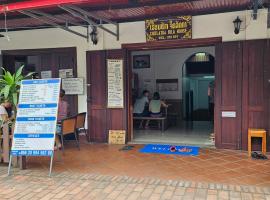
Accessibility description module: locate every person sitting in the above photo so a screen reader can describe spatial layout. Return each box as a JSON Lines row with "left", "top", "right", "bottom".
{"left": 55, "top": 89, "right": 69, "bottom": 149}
{"left": 0, "top": 101, "right": 12, "bottom": 125}
{"left": 57, "top": 89, "right": 69, "bottom": 122}
{"left": 133, "top": 90, "right": 150, "bottom": 128}
{"left": 145, "top": 92, "right": 168, "bottom": 129}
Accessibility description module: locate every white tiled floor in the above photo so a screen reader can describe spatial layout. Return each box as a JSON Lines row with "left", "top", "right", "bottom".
{"left": 132, "top": 121, "right": 214, "bottom": 147}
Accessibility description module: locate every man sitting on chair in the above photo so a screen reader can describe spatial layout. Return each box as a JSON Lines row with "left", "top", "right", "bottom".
{"left": 55, "top": 89, "right": 69, "bottom": 149}
{"left": 133, "top": 90, "right": 150, "bottom": 129}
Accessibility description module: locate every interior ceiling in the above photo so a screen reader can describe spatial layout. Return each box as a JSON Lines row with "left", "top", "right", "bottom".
{"left": 0, "top": 0, "right": 268, "bottom": 31}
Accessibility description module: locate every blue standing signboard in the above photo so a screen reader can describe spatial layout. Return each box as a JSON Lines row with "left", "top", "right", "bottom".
{"left": 9, "top": 79, "right": 61, "bottom": 176}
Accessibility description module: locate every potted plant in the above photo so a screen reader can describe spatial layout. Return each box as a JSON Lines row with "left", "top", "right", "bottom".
{"left": 0, "top": 66, "right": 34, "bottom": 116}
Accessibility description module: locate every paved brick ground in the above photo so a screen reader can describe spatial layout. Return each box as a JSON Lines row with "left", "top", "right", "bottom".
{"left": 0, "top": 166, "right": 270, "bottom": 200}
{"left": 25, "top": 143, "right": 270, "bottom": 187}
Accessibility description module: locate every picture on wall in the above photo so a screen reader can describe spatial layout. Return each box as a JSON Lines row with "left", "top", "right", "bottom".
{"left": 156, "top": 79, "right": 178, "bottom": 92}
{"left": 133, "top": 55, "right": 150, "bottom": 69}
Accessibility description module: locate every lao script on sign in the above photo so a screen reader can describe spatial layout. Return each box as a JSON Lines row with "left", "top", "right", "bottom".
{"left": 108, "top": 130, "right": 126, "bottom": 144}
{"left": 107, "top": 59, "right": 124, "bottom": 108}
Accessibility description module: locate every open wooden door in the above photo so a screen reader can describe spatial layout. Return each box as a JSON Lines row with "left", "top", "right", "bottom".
{"left": 86, "top": 49, "right": 128, "bottom": 142}
{"left": 215, "top": 41, "right": 243, "bottom": 149}
{"left": 242, "top": 39, "right": 270, "bottom": 151}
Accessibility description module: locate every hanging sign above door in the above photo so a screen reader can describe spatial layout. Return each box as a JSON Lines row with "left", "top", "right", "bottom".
{"left": 145, "top": 16, "right": 192, "bottom": 42}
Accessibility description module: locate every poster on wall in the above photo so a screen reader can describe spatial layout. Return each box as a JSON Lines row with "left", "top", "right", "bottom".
{"left": 41, "top": 70, "right": 52, "bottom": 79}
{"left": 59, "top": 69, "right": 73, "bottom": 78}
{"left": 145, "top": 16, "right": 192, "bottom": 42}
{"left": 133, "top": 55, "right": 150, "bottom": 69}
{"left": 107, "top": 59, "right": 124, "bottom": 108}
{"left": 62, "top": 78, "right": 84, "bottom": 95}
{"left": 156, "top": 79, "right": 178, "bottom": 92}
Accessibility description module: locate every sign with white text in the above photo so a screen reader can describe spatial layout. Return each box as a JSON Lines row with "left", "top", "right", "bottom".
{"left": 11, "top": 79, "right": 61, "bottom": 156}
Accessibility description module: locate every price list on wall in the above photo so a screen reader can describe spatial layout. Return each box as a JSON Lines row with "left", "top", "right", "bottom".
{"left": 107, "top": 59, "right": 124, "bottom": 108}
{"left": 11, "top": 79, "right": 61, "bottom": 157}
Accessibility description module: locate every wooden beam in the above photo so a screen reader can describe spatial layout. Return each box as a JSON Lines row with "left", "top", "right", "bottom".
{"left": 122, "top": 37, "right": 222, "bottom": 51}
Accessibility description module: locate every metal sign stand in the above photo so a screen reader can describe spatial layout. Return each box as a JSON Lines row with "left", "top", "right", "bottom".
{"left": 7, "top": 155, "right": 12, "bottom": 176}
{"left": 49, "top": 152, "right": 54, "bottom": 177}
{"left": 8, "top": 151, "right": 55, "bottom": 177}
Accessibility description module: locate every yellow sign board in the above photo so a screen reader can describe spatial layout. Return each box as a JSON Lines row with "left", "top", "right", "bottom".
{"left": 145, "top": 16, "right": 192, "bottom": 42}
{"left": 108, "top": 130, "right": 126, "bottom": 144}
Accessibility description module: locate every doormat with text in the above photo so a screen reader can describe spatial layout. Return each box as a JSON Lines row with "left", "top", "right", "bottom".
{"left": 139, "top": 144, "right": 199, "bottom": 156}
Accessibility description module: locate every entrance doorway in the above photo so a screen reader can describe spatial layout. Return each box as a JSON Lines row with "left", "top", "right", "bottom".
{"left": 131, "top": 47, "right": 215, "bottom": 147}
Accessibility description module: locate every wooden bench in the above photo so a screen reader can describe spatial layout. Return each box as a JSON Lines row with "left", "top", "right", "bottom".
{"left": 133, "top": 116, "right": 167, "bottom": 131}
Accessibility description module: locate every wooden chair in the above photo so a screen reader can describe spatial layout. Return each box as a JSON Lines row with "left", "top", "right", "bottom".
{"left": 248, "top": 128, "right": 267, "bottom": 157}
{"left": 75, "top": 112, "right": 88, "bottom": 142}
{"left": 57, "top": 116, "right": 79, "bottom": 152}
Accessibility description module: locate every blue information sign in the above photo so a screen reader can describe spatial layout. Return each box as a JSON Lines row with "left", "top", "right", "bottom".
{"left": 11, "top": 79, "right": 61, "bottom": 157}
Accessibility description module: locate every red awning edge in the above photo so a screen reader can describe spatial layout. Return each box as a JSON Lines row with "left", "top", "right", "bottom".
{"left": 0, "top": 0, "right": 128, "bottom": 13}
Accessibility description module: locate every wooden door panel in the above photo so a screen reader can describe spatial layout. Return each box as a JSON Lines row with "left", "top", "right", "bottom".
{"left": 87, "top": 51, "right": 107, "bottom": 142}
{"left": 264, "top": 40, "right": 270, "bottom": 151}
{"left": 106, "top": 50, "right": 127, "bottom": 131}
{"left": 108, "top": 110, "right": 125, "bottom": 130}
{"left": 87, "top": 49, "right": 127, "bottom": 143}
{"left": 221, "top": 118, "right": 237, "bottom": 145}
{"left": 215, "top": 41, "right": 242, "bottom": 149}
{"left": 220, "top": 49, "right": 238, "bottom": 106}
{"left": 89, "top": 51, "right": 106, "bottom": 107}
{"left": 242, "top": 40, "right": 269, "bottom": 151}
{"left": 40, "top": 54, "right": 53, "bottom": 74}
{"left": 249, "top": 112, "right": 265, "bottom": 127}
{"left": 89, "top": 109, "right": 107, "bottom": 142}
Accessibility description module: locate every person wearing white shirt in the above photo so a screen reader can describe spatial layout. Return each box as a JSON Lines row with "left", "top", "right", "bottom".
{"left": 133, "top": 90, "right": 150, "bottom": 129}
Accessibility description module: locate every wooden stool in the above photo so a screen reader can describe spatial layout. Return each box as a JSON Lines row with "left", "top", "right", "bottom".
{"left": 248, "top": 128, "right": 267, "bottom": 157}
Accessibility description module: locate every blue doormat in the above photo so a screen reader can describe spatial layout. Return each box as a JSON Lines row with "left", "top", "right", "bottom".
{"left": 139, "top": 144, "right": 199, "bottom": 156}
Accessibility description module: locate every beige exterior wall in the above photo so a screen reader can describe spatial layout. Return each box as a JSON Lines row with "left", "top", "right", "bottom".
{"left": 0, "top": 9, "right": 269, "bottom": 114}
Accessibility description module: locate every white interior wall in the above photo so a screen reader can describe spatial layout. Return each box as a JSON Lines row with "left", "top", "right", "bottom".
{"left": 0, "top": 9, "right": 269, "bottom": 114}
{"left": 132, "top": 46, "right": 215, "bottom": 100}
{"left": 189, "top": 78, "right": 212, "bottom": 110}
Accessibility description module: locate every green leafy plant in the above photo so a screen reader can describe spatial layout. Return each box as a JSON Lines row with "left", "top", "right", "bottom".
{"left": 0, "top": 66, "right": 34, "bottom": 109}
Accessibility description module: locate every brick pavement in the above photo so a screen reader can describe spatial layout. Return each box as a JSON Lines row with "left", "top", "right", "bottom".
{"left": 25, "top": 143, "right": 270, "bottom": 187}
{"left": 0, "top": 166, "right": 270, "bottom": 200}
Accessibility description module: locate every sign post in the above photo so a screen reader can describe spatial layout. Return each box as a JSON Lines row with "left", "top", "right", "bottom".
{"left": 8, "top": 79, "right": 61, "bottom": 176}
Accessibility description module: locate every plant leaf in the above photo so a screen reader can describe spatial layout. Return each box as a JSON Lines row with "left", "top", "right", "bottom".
{"left": 15, "top": 65, "right": 24, "bottom": 80}
{"left": 3, "top": 71, "right": 14, "bottom": 85}
{"left": 1, "top": 85, "right": 11, "bottom": 99}
{"left": 24, "top": 72, "right": 35, "bottom": 79}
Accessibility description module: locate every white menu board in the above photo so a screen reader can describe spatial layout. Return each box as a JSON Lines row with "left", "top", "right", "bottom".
{"left": 11, "top": 79, "right": 61, "bottom": 156}
{"left": 107, "top": 59, "right": 124, "bottom": 108}
{"left": 62, "top": 78, "right": 84, "bottom": 95}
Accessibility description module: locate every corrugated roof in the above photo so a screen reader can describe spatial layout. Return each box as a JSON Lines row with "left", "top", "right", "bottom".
{"left": 0, "top": 0, "right": 264, "bottom": 31}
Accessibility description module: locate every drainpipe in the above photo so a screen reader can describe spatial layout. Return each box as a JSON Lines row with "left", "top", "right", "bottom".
{"left": 0, "top": 0, "right": 128, "bottom": 13}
